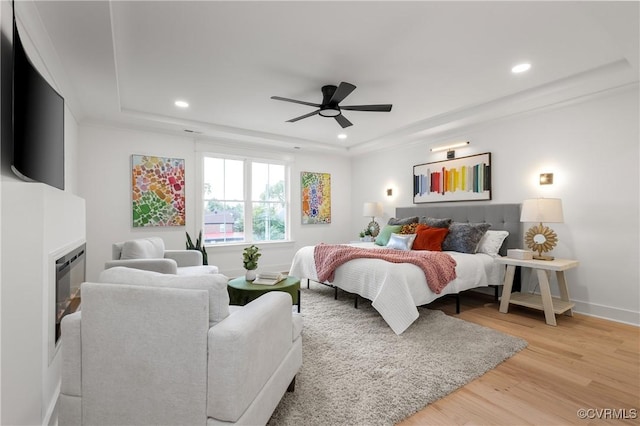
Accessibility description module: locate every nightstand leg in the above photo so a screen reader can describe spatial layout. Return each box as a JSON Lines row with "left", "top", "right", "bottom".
{"left": 536, "top": 269, "right": 557, "bottom": 326}
{"left": 499, "top": 265, "right": 516, "bottom": 314}
{"left": 556, "top": 271, "right": 573, "bottom": 317}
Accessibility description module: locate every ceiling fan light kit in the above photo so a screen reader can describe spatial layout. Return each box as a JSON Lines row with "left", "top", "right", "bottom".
{"left": 271, "top": 81, "right": 392, "bottom": 129}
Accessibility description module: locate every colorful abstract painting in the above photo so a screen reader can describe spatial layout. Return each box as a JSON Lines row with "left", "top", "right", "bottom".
{"left": 413, "top": 153, "right": 491, "bottom": 203}
{"left": 131, "top": 155, "right": 185, "bottom": 227}
{"left": 301, "top": 171, "right": 331, "bottom": 224}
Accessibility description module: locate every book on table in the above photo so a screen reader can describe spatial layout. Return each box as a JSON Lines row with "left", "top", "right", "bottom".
{"left": 253, "top": 271, "right": 285, "bottom": 286}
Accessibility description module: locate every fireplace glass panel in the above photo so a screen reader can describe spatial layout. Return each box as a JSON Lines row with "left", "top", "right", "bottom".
{"left": 55, "top": 243, "right": 85, "bottom": 344}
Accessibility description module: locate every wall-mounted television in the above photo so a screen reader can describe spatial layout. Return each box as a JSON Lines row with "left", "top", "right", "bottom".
{"left": 11, "top": 18, "right": 65, "bottom": 190}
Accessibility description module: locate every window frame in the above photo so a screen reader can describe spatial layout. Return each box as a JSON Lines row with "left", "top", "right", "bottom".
{"left": 199, "top": 152, "right": 291, "bottom": 247}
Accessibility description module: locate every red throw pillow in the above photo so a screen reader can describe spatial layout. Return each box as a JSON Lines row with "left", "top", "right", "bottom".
{"left": 412, "top": 224, "right": 449, "bottom": 251}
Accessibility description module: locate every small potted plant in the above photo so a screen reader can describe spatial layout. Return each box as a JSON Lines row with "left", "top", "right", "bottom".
{"left": 363, "top": 228, "right": 373, "bottom": 242}
{"left": 359, "top": 231, "right": 365, "bottom": 241}
{"left": 185, "top": 230, "right": 208, "bottom": 265}
{"left": 242, "top": 245, "right": 261, "bottom": 281}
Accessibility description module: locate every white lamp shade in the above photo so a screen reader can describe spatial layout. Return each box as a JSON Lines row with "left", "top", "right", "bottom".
{"left": 363, "top": 202, "right": 383, "bottom": 217}
{"left": 520, "top": 198, "right": 564, "bottom": 223}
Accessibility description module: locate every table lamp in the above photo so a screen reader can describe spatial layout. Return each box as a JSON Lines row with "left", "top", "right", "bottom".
{"left": 520, "top": 198, "right": 564, "bottom": 260}
{"left": 363, "top": 202, "right": 383, "bottom": 237}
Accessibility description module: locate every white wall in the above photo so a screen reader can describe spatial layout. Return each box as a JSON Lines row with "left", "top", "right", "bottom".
{"left": 78, "top": 124, "right": 352, "bottom": 281}
{"left": 0, "top": 0, "right": 85, "bottom": 421}
{"left": 352, "top": 87, "right": 640, "bottom": 325}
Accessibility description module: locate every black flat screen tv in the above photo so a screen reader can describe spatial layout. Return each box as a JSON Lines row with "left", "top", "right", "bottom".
{"left": 11, "top": 19, "right": 65, "bottom": 190}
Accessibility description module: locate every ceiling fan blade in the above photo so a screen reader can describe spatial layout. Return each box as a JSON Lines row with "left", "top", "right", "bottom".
{"left": 334, "top": 114, "right": 353, "bottom": 128}
{"left": 341, "top": 104, "right": 393, "bottom": 112}
{"left": 329, "top": 82, "right": 356, "bottom": 104}
{"left": 286, "top": 109, "right": 321, "bottom": 123}
{"left": 271, "top": 96, "right": 321, "bottom": 108}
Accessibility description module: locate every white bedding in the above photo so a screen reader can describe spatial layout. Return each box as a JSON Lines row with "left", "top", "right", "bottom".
{"left": 289, "top": 242, "right": 504, "bottom": 334}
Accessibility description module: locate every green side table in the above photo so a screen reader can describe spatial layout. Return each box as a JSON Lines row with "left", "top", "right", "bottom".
{"left": 228, "top": 275, "right": 301, "bottom": 312}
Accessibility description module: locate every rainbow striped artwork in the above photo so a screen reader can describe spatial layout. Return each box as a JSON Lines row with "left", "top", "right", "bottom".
{"left": 131, "top": 155, "right": 185, "bottom": 227}
{"left": 301, "top": 171, "right": 331, "bottom": 224}
{"left": 413, "top": 153, "right": 491, "bottom": 203}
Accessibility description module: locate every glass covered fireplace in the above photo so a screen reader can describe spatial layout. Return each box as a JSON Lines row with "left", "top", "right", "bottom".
{"left": 55, "top": 243, "right": 86, "bottom": 344}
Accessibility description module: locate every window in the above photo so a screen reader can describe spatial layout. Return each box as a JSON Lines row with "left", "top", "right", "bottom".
{"left": 202, "top": 155, "right": 288, "bottom": 244}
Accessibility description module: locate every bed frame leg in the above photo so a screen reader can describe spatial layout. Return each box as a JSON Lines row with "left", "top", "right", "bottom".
{"left": 334, "top": 286, "right": 338, "bottom": 300}
{"left": 307, "top": 278, "right": 310, "bottom": 289}
{"left": 354, "top": 294, "right": 358, "bottom": 309}
{"left": 456, "top": 294, "right": 460, "bottom": 314}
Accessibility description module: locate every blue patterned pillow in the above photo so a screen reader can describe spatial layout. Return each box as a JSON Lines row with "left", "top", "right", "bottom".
{"left": 441, "top": 222, "right": 491, "bottom": 253}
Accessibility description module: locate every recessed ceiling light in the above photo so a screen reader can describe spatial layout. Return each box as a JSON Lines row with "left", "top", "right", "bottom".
{"left": 337, "top": 133, "right": 347, "bottom": 140}
{"left": 511, "top": 63, "right": 531, "bottom": 74}
{"left": 174, "top": 100, "right": 189, "bottom": 108}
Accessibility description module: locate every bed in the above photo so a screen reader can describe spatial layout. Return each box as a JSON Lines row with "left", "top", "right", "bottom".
{"left": 289, "top": 204, "right": 522, "bottom": 334}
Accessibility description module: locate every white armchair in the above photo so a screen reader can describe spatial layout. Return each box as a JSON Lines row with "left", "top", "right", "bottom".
{"left": 105, "top": 237, "right": 219, "bottom": 275}
{"left": 59, "top": 267, "right": 302, "bottom": 425}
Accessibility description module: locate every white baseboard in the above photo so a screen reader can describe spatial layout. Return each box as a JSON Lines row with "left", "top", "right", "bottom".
{"left": 517, "top": 290, "right": 640, "bottom": 326}
{"left": 572, "top": 299, "right": 640, "bottom": 327}
{"left": 43, "top": 381, "right": 60, "bottom": 426}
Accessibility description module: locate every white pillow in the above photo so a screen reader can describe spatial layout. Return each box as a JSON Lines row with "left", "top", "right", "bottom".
{"left": 120, "top": 237, "right": 165, "bottom": 259}
{"left": 476, "top": 230, "right": 509, "bottom": 256}
{"left": 386, "top": 233, "right": 417, "bottom": 251}
{"left": 99, "top": 267, "right": 230, "bottom": 326}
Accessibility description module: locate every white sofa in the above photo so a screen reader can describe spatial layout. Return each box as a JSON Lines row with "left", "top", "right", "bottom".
{"left": 58, "top": 267, "right": 303, "bottom": 425}
{"left": 105, "top": 237, "right": 219, "bottom": 275}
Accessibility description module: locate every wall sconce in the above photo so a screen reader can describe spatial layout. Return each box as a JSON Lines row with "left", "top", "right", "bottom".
{"left": 539, "top": 173, "right": 554, "bottom": 185}
{"left": 430, "top": 141, "right": 470, "bottom": 159}
{"left": 386, "top": 188, "right": 393, "bottom": 196}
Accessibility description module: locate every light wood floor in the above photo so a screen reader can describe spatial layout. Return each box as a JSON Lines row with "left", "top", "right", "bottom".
{"left": 398, "top": 292, "right": 640, "bottom": 425}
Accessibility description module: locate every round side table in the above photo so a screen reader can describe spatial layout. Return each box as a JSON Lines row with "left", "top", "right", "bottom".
{"left": 228, "top": 275, "right": 301, "bottom": 312}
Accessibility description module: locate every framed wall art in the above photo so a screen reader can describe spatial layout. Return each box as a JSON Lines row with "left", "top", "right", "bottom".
{"left": 131, "top": 155, "right": 185, "bottom": 227}
{"left": 413, "top": 152, "right": 491, "bottom": 203}
{"left": 301, "top": 171, "right": 331, "bottom": 224}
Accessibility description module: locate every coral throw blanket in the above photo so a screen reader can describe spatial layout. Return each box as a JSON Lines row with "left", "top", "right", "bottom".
{"left": 314, "top": 244, "right": 457, "bottom": 294}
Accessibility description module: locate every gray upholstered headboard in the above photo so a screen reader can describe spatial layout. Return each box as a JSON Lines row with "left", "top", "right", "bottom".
{"left": 395, "top": 204, "right": 522, "bottom": 255}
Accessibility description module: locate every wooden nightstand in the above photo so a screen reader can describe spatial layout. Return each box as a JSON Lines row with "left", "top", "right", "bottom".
{"left": 496, "top": 257, "right": 579, "bottom": 326}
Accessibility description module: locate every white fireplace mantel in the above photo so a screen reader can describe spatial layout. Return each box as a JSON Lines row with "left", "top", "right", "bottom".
{"left": 1, "top": 181, "right": 86, "bottom": 426}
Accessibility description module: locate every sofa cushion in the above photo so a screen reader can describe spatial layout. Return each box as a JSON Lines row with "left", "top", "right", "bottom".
{"left": 120, "top": 237, "right": 165, "bottom": 259}
{"left": 99, "top": 267, "right": 230, "bottom": 326}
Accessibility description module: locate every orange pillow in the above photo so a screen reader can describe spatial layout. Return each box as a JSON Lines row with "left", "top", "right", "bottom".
{"left": 412, "top": 224, "right": 449, "bottom": 251}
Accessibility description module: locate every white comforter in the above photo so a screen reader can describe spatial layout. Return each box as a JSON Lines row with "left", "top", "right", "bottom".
{"left": 289, "top": 242, "right": 504, "bottom": 334}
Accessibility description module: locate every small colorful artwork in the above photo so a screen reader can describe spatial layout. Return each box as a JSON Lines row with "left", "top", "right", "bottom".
{"left": 301, "top": 171, "right": 331, "bottom": 224}
{"left": 131, "top": 155, "right": 185, "bottom": 227}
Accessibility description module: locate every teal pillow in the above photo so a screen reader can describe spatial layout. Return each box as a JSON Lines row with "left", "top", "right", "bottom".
{"left": 375, "top": 225, "right": 402, "bottom": 246}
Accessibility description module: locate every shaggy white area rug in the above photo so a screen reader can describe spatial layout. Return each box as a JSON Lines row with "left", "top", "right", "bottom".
{"left": 268, "top": 282, "right": 527, "bottom": 426}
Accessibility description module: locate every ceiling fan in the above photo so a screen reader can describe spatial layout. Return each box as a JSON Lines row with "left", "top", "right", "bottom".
{"left": 270, "top": 82, "right": 392, "bottom": 128}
